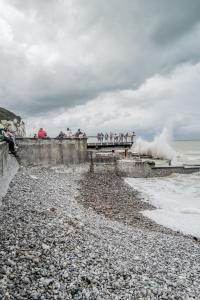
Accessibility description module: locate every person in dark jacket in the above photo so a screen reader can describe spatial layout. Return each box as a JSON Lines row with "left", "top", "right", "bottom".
{"left": 75, "top": 129, "right": 83, "bottom": 137}
{"left": 0, "top": 126, "right": 17, "bottom": 156}
{"left": 56, "top": 131, "right": 65, "bottom": 139}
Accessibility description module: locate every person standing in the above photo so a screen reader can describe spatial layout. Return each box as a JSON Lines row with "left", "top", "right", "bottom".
{"left": 131, "top": 131, "right": 135, "bottom": 143}
{"left": 119, "top": 133, "right": 124, "bottom": 142}
{"left": 125, "top": 132, "right": 128, "bottom": 142}
{"left": 105, "top": 132, "right": 109, "bottom": 143}
{"left": 109, "top": 132, "right": 113, "bottom": 142}
{"left": 97, "top": 133, "right": 101, "bottom": 143}
{"left": 75, "top": 129, "right": 83, "bottom": 137}
{"left": 65, "top": 128, "right": 72, "bottom": 138}
{"left": 100, "top": 132, "right": 104, "bottom": 143}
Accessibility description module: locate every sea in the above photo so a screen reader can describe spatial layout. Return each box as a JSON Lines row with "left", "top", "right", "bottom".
{"left": 126, "top": 140, "right": 200, "bottom": 238}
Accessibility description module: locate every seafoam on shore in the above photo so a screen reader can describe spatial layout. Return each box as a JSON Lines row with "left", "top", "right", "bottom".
{"left": 0, "top": 165, "right": 199, "bottom": 299}
{"left": 125, "top": 172, "right": 200, "bottom": 238}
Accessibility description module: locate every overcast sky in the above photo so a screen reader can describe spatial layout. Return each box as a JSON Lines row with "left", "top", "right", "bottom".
{"left": 0, "top": 0, "right": 200, "bottom": 138}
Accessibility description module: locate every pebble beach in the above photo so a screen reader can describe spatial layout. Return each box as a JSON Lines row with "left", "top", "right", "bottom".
{"left": 0, "top": 164, "right": 200, "bottom": 299}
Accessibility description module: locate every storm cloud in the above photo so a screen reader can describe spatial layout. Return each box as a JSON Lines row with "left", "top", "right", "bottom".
{"left": 0, "top": 0, "right": 200, "bottom": 137}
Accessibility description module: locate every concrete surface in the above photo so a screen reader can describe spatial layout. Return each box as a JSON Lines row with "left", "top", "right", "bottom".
{"left": 91, "top": 154, "right": 200, "bottom": 177}
{"left": 16, "top": 138, "right": 88, "bottom": 166}
{"left": 0, "top": 142, "right": 19, "bottom": 203}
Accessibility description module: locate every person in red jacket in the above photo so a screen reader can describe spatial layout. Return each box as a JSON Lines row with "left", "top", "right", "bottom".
{"left": 37, "top": 128, "right": 47, "bottom": 138}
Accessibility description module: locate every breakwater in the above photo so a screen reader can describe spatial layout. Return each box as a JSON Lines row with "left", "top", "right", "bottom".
{"left": 118, "top": 159, "right": 200, "bottom": 177}
{"left": 16, "top": 138, "right": 88, "bottom": 166}
{"left": 90, "top": 153, "right": 200, "bottom": 177}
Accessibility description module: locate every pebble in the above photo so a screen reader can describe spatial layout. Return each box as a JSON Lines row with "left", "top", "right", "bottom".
{"left": 0, "top": 164, "right": 199, "bottom": 299}
{"left": 42, "top": 243, "right": 51, "bottom": 250}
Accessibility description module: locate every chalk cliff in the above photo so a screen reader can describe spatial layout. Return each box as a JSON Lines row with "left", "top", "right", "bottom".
{"left": 0, "top": 107, "right": 26, "bottom": 137}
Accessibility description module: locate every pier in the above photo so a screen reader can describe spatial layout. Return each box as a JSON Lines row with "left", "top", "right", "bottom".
{"left": 87, "top": 141, "right": 133, "bottom": 149}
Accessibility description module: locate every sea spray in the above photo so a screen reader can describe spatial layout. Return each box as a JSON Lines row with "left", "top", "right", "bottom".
{"left": 132, "top": 128, "right": 177, "bottom": 160}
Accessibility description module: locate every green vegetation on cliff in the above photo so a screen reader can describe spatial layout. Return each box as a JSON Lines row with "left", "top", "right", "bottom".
{"left": 0, "top": 107, "right": 21, "bottom": 123}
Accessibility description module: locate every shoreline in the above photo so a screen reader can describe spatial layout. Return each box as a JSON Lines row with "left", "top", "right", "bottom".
{"left": 77, "top": 172, "right": 198, "bottom": 240}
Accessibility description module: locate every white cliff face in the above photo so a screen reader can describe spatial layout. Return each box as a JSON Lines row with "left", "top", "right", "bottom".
{"left": 1, "top": 118, "right": 26, "bottom": 137}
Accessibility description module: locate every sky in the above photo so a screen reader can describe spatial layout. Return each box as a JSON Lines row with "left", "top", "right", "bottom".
{"left": 0, "top": 0, "right": 200, "bottom": 138}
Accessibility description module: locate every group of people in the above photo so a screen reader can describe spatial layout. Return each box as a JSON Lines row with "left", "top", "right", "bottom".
{"left": 0, "top": 124, "right": 18, "bottom": 156}
{"left": 34, "top": 128, "right": 86, "bottom": 139}
{"left": 1, "top": 125, "right": 134, "bottom": 156}
{"left": 97, "top": 132, "right": 135, "bottom": 143}
{"left": 56, "top": 128, "right": 86, "bottom": 139}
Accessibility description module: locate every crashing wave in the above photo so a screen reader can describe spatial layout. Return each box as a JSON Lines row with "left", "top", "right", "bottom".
{"left": 132, "top": 128, "right": 177, "bottom": 160}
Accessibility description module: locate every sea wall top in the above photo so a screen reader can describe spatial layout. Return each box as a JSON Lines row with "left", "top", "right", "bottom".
{"left": 16, "top": 137, "right": 87, "bottom": 143}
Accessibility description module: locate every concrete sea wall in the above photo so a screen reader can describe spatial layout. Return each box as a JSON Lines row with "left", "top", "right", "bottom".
{"left": 0, "top": 137, "right": 87, "bottom": 203}
{"left": 151, "top": 166, "right": 200, "bottom": 177}
{"left": 118, "top": 160, "right": 200, "bottom": 177}
{"left": 90, "top": 152, "right": 118, "bottom": 173}
{"left": 16, "top": 138, "right": 88, "bottom": 166}
{"left": 0, "top": 142, "right": 19, "bottom": 203}
{"left": 0, "top": 142, "right": 9, "bottom": 176}
{"left": 91, "top": 155, "right": 200, "bottom": 177}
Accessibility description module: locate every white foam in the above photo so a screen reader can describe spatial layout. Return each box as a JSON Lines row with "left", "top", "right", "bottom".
{"left": 180, "top": 208, "right": 200, "bottom": 215}
{"left": 143, "top": 209, "right": 200, "bottom": 238}
{"left": 125, "top": 173, "right": 200, "bottom": 238}
{"left": 132, "top": 128, "right": 178, "bottom": 160}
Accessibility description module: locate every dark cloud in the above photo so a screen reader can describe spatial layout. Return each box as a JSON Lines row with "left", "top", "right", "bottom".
{"left": 152, "top": 2, "right": 200, "bottom": 45}
{"left": 0, "top": 0, "right": 200, "bottom": 136}
{"left": 25, "top": 62, "right": 200, "bottom": 138}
